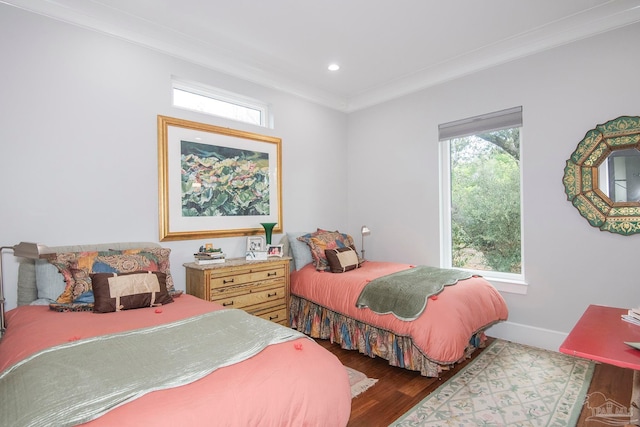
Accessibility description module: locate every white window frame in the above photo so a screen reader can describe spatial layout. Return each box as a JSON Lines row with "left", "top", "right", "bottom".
{"left": 171, "top": 78, "right": 271, "bottom": 128}
{"left": 438, "top": 107, "right": 527, "bottom": 294}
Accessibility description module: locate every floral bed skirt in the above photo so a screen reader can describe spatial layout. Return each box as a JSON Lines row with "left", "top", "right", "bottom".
{"left": 289, "top": 294, "right": 485, "bottom": 377}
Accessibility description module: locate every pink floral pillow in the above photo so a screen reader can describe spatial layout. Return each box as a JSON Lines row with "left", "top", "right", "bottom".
{"left": 299, "top": 230, "right": 356, "bottom": 271}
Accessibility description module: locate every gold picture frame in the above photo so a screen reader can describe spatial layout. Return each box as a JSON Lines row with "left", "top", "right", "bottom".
{"left": 158, "top": 115, "right": 282, "bottom": 241}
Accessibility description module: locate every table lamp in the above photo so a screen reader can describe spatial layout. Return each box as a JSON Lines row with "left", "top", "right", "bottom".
{"left": 360, "top": 226, "right": 371, "bottom": 260}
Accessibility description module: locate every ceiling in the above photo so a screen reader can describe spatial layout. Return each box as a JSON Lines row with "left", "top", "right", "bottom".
{"left": 5, "top": 0, "right": 640, "bottom": 112}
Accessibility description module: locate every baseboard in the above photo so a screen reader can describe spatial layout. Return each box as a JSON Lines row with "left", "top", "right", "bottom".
{"left": 486, "top": 321, "right": 568, "bottom": 352}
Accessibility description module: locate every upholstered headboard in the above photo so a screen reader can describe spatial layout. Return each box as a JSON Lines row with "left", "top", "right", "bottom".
{"left": 17, "top": 242, "right": 161, "bottom": 306}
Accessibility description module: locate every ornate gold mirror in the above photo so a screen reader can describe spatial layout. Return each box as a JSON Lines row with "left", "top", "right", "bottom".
{"left": 563, "top": 116, "right": 640, "bottom": 235}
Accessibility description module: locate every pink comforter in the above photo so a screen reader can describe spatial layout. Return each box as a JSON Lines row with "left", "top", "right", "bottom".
{"left": 0, "top": 295, "right": 351, "bottom": 427}
{"left": 291, "top": 262, "right": 508, "bottom": 364}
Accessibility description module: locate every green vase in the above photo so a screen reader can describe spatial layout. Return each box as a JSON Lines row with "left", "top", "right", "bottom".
{"left": 260, "top": 222, "right": 277, "bottom": 245}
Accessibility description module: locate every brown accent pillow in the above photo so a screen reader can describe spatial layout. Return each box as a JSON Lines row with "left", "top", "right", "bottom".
{"left": 299, "top": 230, "right": 357, "bottom": 271}
{"left": 325, "top": 246, "right": 361, "bottom": 273}
{"left": 91, "top": 271, "right": 173, "bottom": 313}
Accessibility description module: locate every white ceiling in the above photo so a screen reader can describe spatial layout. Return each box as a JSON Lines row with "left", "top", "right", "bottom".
{"left": 5, "top": 0, "right": 640, "bottom": 111}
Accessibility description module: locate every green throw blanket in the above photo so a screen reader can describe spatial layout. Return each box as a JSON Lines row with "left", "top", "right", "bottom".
{"left": 356, "top": 266, "right": 472, "bottom": 321}
{"left": 0, "top": 309, "right": 306, "bottom": 427}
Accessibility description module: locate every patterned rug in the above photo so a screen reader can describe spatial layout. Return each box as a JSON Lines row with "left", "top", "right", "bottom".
{"left": 391, "top": 339, "right": 595, "bottom": 426}
{"left": 346, "top": 366, "right": 378, "bottom": 398}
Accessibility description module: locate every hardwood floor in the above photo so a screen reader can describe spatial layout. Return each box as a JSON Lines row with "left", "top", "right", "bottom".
{"left": 317, "top": 337, "right": 634, "bottom": 426}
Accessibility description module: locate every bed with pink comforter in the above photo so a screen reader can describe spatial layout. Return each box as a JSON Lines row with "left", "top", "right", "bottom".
{"left": 290, "top": 261, "right": 508, "bottom": 377}
{"left": 1, "top": 294, "right": 351, "bottom": 426}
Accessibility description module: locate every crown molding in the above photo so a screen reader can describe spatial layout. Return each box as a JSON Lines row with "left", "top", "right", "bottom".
{"left": 0, "top": 0, "right": 349, "bottom": 111}
{"left": 344, "top": 1, "right": 640, "bottom": 112}
{"left": 3, "top": 0, "right": 640, "bottom": 113}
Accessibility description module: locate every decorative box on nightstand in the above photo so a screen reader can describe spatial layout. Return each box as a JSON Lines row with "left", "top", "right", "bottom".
{"left": 184, "top": 257, "right": 291, "bottom": 326}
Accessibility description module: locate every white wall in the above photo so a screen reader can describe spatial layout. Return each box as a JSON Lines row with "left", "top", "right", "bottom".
{"left": 347, "top": 23, "right": 640, "bottom": 350}
{"left": 0, "top": 5, "right": 348, "bottom": 309}
{"left": 2, "top": 5, "right": 639, "bottom": 352}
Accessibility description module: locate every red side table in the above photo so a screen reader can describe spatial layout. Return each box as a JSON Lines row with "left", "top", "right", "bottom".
{"left": 560, "top": 304, "right": 640, "bottom": 425}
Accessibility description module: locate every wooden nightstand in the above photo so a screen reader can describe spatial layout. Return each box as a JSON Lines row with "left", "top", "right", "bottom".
{"left": 184, "top": 257, "right": 290, "bottom": 326}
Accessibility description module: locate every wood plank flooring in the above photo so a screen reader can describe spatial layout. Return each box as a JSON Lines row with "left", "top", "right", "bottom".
{"left": 317, "top": 337, "right": 633, "bottom": 426}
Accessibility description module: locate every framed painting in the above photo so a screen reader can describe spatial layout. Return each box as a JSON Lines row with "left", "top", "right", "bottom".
{"left": 158, "top": 115, "right": 282, "bottom": 241}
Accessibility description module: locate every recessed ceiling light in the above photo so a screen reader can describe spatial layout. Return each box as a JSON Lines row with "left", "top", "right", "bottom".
{"left": 328, "top": 63, "right": 340, "bottom": 71}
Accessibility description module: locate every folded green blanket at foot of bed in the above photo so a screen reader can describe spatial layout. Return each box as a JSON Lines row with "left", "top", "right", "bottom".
{"left": 355, "top": 266, "right": 472, "bottom": 320}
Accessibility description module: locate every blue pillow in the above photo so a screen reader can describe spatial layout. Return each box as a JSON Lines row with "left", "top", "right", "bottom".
{"left": 35, "top": 259, "right": 67, "bottom": 302}
{"left": 287, "top": 232, "right": 314, "bottom": 271}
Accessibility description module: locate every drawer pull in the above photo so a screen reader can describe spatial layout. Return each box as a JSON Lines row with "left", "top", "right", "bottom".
{"left": 267, "top": 272, "right": 277, "bottom": 277}
{"left": 267, "top": 292, "right": 277, "bottom": 297}
{"left": 223, "top": 278, "right": 235, "bottom": 284}
{"left": 269, "top": 314, "right": 279, "bottom": 320}
{"left": 222, "top": 301, "right": 234, "bottom": 306}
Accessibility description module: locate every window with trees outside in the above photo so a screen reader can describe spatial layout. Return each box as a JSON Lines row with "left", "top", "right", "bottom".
{"left": 439, "top": 106, "right": 523, "bottom": 284}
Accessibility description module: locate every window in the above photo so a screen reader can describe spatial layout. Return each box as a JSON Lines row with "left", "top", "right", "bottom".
{"left": 439, "top": 106, "right": 524, "bottom": 284}
{"left": 172, "top": 79, "right": 270, "bottom": 127}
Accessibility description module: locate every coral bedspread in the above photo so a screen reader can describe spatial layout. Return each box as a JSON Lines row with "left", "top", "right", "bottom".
{"left": 0, "top": 294, "right": 351, "bottom": 427}
{"left": 291, "top": 262, "right": 508, "bottom": 365}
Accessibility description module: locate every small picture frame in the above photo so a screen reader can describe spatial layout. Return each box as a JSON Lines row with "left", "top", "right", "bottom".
{"left": 246, "top": 236, "right": 265, "bottom": 252}
{"left": 267, "top": 244, "right": 283, "bottom": 257}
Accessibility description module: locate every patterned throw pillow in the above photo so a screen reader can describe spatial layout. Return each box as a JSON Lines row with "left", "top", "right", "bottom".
{"left": 69, "top": 252, "right": 158, "bottom": 301}
{"left": 47, "top": 248, "right": 174, "bottom": 303}
{"left": 325, "top": 246, "right": 361, "bottom": 273}
{"left": 48, "top": 302, "right": 94, "bottom": 313}
{"left": 120, "top": 248, "right": 174, "bottom": 291}
{"left": 47, "top": 251, "right": 111, "bottom": 304}
{"left": 91, "top": 271, "right": 173, "bottom": 313}
{"left": 299, "top": 230, "right": 356, "bottom": 271}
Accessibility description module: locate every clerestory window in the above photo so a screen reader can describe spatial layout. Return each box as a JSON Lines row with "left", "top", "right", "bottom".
{"left": 172, "top": 79, "right": 270, "bottom": 128}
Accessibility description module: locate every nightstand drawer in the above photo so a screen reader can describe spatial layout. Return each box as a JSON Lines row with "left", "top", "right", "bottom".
{"left": 213, "top": 286, "right": 285, "bottom": 311}
{"left": 253, "top": 306, "right": 287, "bottom": 325}
{"left": 210, "top": 266, "right": 286, "bottom": 289}
{"left": 210, "top": 278, "right": 284, "bottom": 298}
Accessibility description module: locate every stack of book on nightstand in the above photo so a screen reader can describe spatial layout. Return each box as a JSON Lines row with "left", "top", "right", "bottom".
{"left": 621, "top": 307, "right": 640, "bottom": 326}
{"left": 194, "top": 250, "right": 226, "bottom": 265}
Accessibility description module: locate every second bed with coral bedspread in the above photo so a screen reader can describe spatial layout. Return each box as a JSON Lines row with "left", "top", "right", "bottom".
{"left": 285, "top": 231, "right": 509, "bottom": 377}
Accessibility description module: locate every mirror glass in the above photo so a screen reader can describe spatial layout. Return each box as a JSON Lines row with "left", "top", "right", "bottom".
{"left": 597, "top": 148, "right": 640, "bottom": 203}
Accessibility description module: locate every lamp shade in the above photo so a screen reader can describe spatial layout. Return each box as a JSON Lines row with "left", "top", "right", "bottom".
{"left": 12, "top": 242, "right": 50, "bottom": 259}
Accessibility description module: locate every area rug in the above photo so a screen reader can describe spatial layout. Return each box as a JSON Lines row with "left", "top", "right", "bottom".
{"left": 390, "top": 339, "right": 594, "bottom": 426}
{"left": 346, "top": 366, "right": 378, "bottom": 398}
